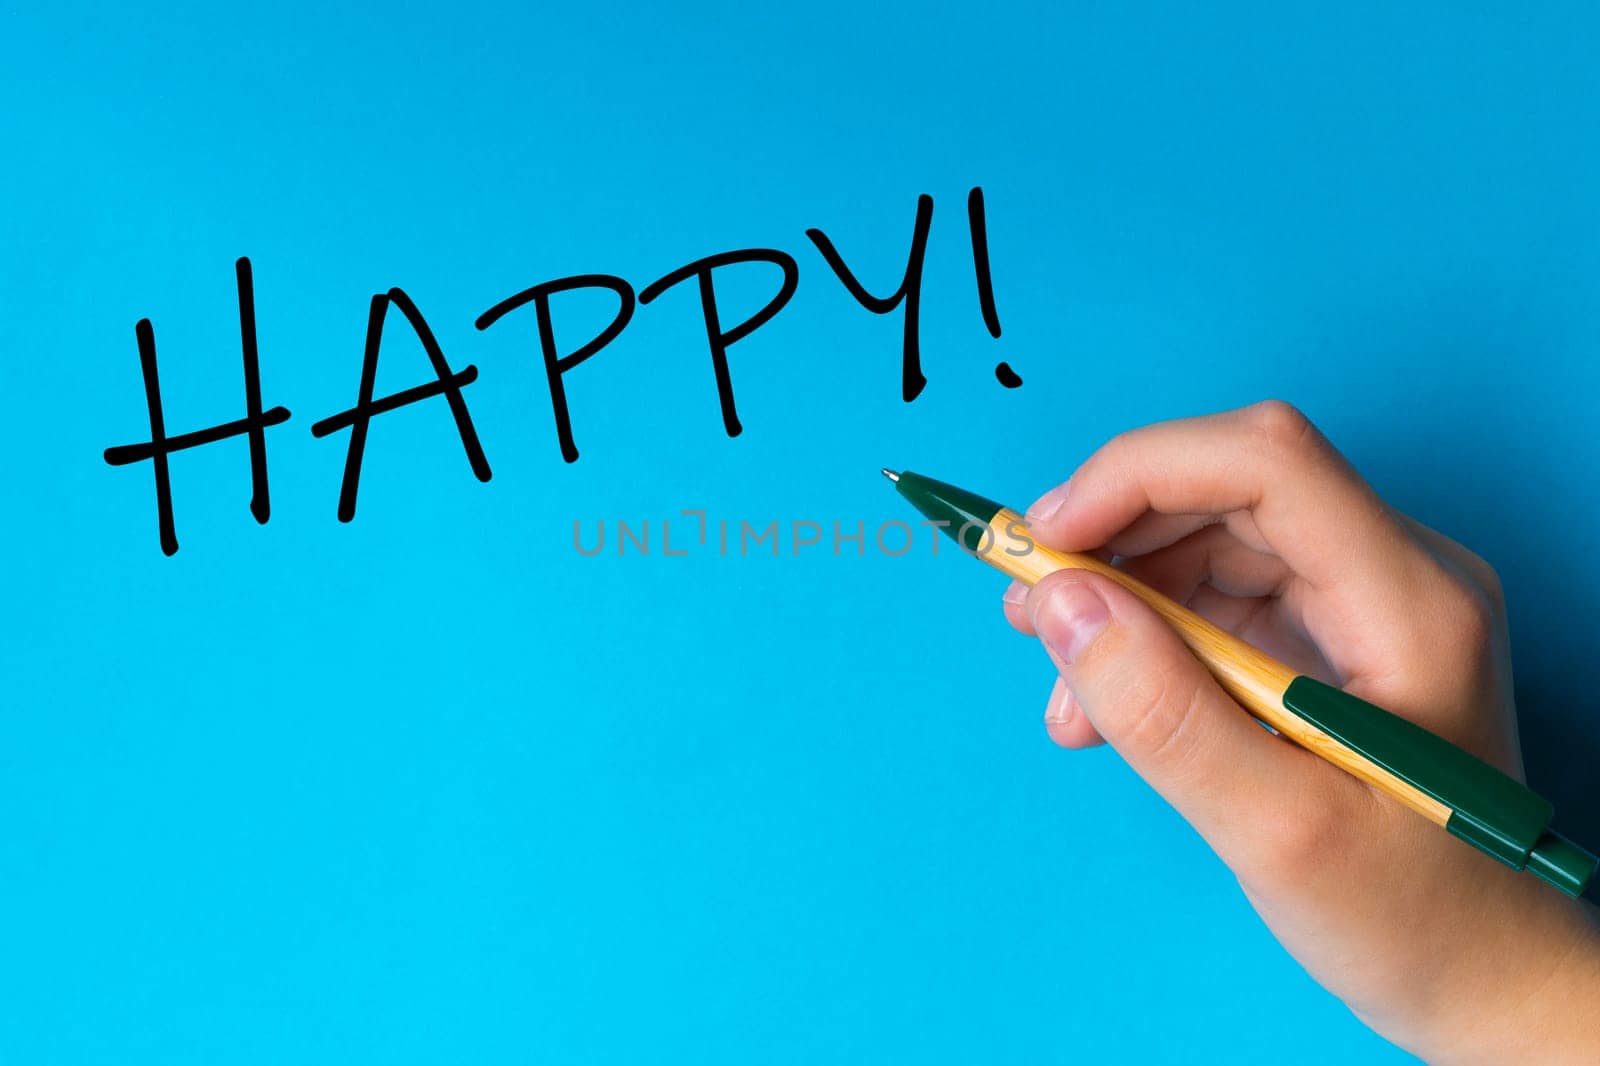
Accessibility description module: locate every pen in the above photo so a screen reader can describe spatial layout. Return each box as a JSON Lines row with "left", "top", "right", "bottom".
{"left": 883, "top": 468, "right": 1599, "bottom": 898}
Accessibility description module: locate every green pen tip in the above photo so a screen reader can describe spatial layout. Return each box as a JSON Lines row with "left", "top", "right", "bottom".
{"left": 881, "top": 468, "right": 900, "bottom": 482}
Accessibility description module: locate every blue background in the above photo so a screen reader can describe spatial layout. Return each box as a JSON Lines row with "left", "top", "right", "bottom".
{"left": 5, "top": 2, "right": 1599, "bottom": 1062}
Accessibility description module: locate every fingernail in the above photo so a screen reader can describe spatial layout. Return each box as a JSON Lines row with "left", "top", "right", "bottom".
{"left": 1002, "top": 581, "right": 1028, "bottom": 607}
{"left": 1026, "top": 482, "right": 1070, "bottom": 523}
{"left": 1045, "top": 680, "right": 1074, "bottom": 724}
{"left": 1030, "top": 580, "right": 1110, "bottom": 666}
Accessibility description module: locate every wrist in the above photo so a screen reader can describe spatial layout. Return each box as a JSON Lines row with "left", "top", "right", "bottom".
{"left": 1425, "top": 900, "right": 1600, "bottom": 1064}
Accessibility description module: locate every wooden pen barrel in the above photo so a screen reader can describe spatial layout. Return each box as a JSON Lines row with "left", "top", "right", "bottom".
{"left": 983, "top": 507, "right": 1452, "bottom": 828}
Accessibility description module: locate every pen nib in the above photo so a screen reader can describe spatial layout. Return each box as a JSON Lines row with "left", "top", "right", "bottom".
{"left": 881, "top": 468, "right": 900, "bottom": 482}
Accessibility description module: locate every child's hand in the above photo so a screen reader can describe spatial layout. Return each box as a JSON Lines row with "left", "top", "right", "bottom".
{"left": 1002, "top": 400, "right": 1600, "bottom": 1062}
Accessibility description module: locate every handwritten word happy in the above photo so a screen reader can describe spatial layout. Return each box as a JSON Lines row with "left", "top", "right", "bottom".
{"left": 104, "top": 188, "right": 1019, "bottom": 555}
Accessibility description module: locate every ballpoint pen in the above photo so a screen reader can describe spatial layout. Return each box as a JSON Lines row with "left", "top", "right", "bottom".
{"left": 884, "top": 468, "right": 1598, "bottom": 899}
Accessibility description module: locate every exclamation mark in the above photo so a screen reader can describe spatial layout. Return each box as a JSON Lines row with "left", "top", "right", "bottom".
{"left": 968, "top": 186, "right": 1021, "bottom": 388}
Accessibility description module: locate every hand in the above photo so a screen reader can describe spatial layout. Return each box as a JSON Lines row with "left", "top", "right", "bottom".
{"left": 1003, "top": 400, "right": 1600, "bottom": 1062}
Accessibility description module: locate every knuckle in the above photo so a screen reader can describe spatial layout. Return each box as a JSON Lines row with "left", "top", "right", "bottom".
{"left": 1116, "top": 669, "right": 1208, "bottom": 770}
{"left": 1247, "top": 399, "right": 1317, "bottom": 454}
{"left": 1245, "top": 798, "right": 1349, "bottom": 884}
{"left": 1469, "top": 556, "right": 1506, "bottom": 614}
{"left": 1395, "top": 568, "right": 1501, "bottom": 694}
{"left": 1098, "top": 428, "right": 1139, "bottom": 470}
{"left": 1427, "top": 563, "right": 1497, "bottom": 646}
{"left": 1425, "top": 530, "right": 1507, "bottom": 617}
{"left": 1439, "top": 572, "right": 1496, "bottom": 652}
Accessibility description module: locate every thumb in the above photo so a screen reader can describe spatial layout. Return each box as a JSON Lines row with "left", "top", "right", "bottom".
{"left": 1025, "top": 569, "right": 1330, "bottom": 866}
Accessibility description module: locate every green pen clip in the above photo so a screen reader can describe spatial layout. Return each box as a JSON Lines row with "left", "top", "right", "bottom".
{"left": 1282, "top": 677, "right": 1598, "bottom": 898}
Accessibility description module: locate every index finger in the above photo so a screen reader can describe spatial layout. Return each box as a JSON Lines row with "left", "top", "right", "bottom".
{"left": 1026, "top": 402, "right": 1439, "bottom": 675}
